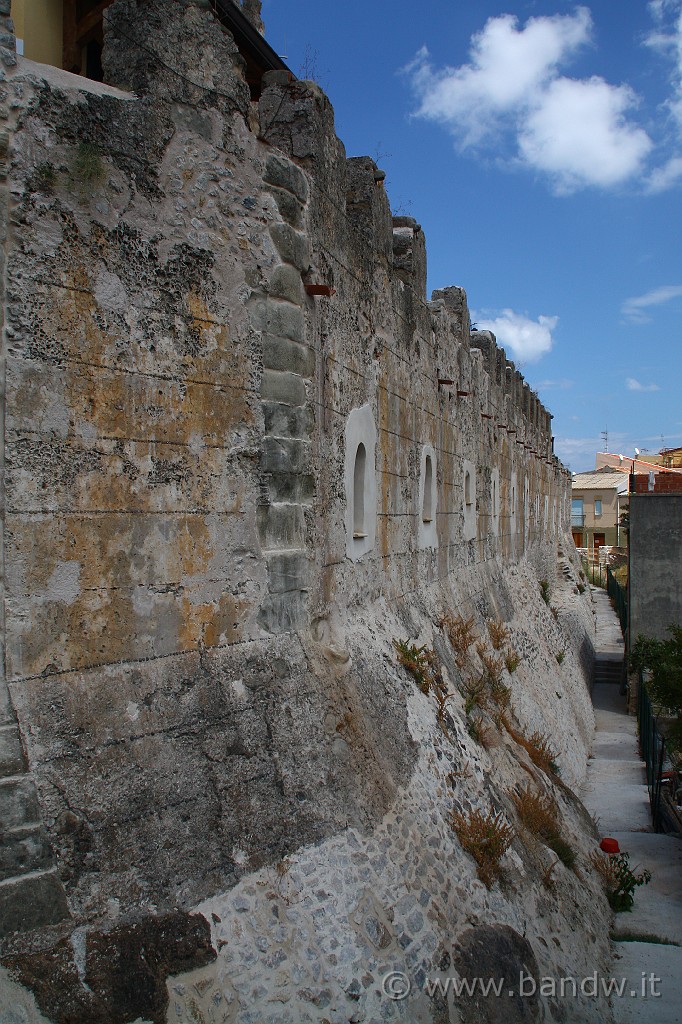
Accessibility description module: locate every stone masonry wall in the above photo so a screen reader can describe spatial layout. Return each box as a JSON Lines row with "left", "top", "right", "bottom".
{"left": 0, "top": 4, "right": 610, "bottom": 1023}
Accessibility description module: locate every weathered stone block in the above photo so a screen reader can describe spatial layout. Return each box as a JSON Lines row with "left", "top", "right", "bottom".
{"left": 0, "top": 725, "right": 24, "bottom": 777}
{"left": 257, "top": 590, "right": 308, "bottom": 634}
{"left": 269, "top": 223, "right": 310, "bottom": 271}
{"left": 262, "top": 400, "right": 314, "bottom": 438}
{"left": 262, "top": 336, "right": 315, "bottom": 378}
{"left": 264, "top": 153, "right": 309, "bottom": 202}
{"left": 251, "top": 299, "right": 305, "bottom": 343}
{"left": 268, "top": 185, "right": 305, "bottom": 228}
{"left": 262, "top": 436, "right": 311, "bottom": 476}
{"left": 269, "top": 264, "right": 305, "bottom": 305}
{"left": 261, "top": 369, "right": 306, "bottom": 406}
{"left": 0, "top": 869, "right": 70, "bottom": 937}
{"left": 0, "top": 684, "right": 14, "bottom": 727}
{"left": 265, "top": 551, "right": 310, "bottom": 594}
{"left": 0, "top": 825, "right": 55, "bottom": 881}
{"left": 0, "top": 778, "right": 40, "bottom": 830}
{"left": 257, "top": 503, "right": 306, "bottom": 550}
{"left": 264, "top": 471, "right": 315, "bottom": 503}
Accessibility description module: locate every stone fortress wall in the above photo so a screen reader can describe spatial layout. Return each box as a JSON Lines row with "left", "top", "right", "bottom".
{"left": 0, "top": 4, "right": 613, "bottom": 1023}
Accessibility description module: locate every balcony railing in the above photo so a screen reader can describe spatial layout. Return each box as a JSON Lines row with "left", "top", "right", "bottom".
{"left": 571, "top": 513, "right": 585, "bottom": 527}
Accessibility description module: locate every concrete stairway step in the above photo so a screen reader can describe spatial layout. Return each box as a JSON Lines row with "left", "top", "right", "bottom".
{"left": 0, "top": 725, "right": 25, "bottom": 778}
{"left": 0, "top": 776, "right": 40, "bottom": 831}
{"left": 0, "top": 868, "right": 70, "bottom": 938}
{"left": 0, "top": 824, "right": 56, "bottom": 882}
{"left": 595, "top": 663, "right": 624, "bottom": 684}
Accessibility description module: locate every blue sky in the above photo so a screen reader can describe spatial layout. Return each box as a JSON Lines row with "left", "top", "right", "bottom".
{"left": 261, "top": 1, "right": 682, "bottom": 471}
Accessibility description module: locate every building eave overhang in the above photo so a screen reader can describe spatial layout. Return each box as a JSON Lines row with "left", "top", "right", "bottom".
{"left": 211, "top": 0, "right": 292, "bottom": 76}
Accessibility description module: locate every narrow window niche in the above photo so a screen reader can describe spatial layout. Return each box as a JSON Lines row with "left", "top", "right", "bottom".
{"left": 509, "top": 471, "right": 518, "bottom": 550}
{"left": 524, "top": 477, "right": 530, "bottom": 548}
{"left": 463, "top": 459, "right": 476, "bottom": 541}
{"left": 490, "top": 467, "right": 500, "bottom": 538}
{"left": 418, "top": 445, "right": 438, "bottom": 550}
{"left": 353, "top": 443, "right": 367, "bottom": 537}
{"left": 344, "top": 405, "right": 377, "bottom": 560}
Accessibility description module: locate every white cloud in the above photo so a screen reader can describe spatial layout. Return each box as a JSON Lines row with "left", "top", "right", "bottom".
{"left": 537, "top": 378, "right": 574, "bottom": 390}
{"left": 626, "top": 377, "right": 660, "bottom": 391}
{"left": 405, "top": 8, "right": 653, "bottom": 191}
{"left": 646, "top": 154, "right": 682, "bottom": 191}
{"left": 474, "top": 309, "right": 558, "bottom": 362}
{"left": 622, "top": 283, "right": 682, "bottom": 322}
{"left": 646, "top": 0, "right": 682, "bottom": 130}
{"left": 407, "top": 8, "right": 592, "bottom": 146}
{"left": 519, "top": 77, "right": 653, "bottom": 192}
{"left": 553, "top": 435, "right": 603, "bottom": 467}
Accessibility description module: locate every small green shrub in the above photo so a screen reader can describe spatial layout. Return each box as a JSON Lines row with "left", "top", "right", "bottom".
{"left": 462, "top": 676, "right": 488, "bottom": 715}
{"left": 539, "top": 579, "right": 550, "bottom": 605}
{"left": 73, "top": 141, "right": 104, "bottom": 185}
{"left": 451, "top": 806, "right": 515, "bottom": 888}
{"left": 590, "top": 851, "right": 651, "bottom": 912}
{"left": 556, "top": 650, "right": 565, "bottom": 665}
{"left": 31, "top": 162, "right": 57, "bottom": 194}
{"left": 393, "top": 639, "right": 432, "bottom": 694}
{"left": 504, "top": 648, "right": 520, "bottom": 674}
{"left": 630, "top": 626, "right": 682, "bottom": 753}
{"left": 466, "top": 715, "right": 493, "bottom": 747}
{"left": 611, "top": 930, "right": 679, "bottom": 946}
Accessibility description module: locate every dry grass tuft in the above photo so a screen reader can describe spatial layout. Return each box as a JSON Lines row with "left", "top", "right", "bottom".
{"left": 506, "top": 723, "right": 561, "bottom": 778}
{"left": 451, "top": 806, "right": 515, "bottom": 888}
{"left": 467, "top": 715, "right": 495, "bottom": 748}
{"left": 440, "top": 613, "right": 477, "bottom": 666}
{"left": 511, "top": 784, "right": 575, "bottom": 868}
{"left": 487, "top": 618, "right": 510, "bottom": 650}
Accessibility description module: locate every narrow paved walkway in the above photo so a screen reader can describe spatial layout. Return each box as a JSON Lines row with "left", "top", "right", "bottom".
{"left": 591, "top": 586, "right": 625, "bottom": 684}
{"left": 582, "top": 641, "right": 682, "bottom": 1021}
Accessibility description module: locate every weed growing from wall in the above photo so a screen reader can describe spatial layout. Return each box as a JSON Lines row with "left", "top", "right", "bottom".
{"left": 504, "top": 648, "right": 521, "bottom": 674}
{"left": 451, "top": 806, "right": 515, "bottom": 888}
{"left": 539, "top": 579, "right": 550, "bottom": 605}
{"left": 393, "top": 640, "right": 433, "bottom": 694}
{"left": 73, "top": 142, "right": 105, "bottom": 187}
{"left": 506, "top": 723, "right": 561, "bottom": 778}
{"left": 487, "top": 618, "right": 510, "bottom": 651}
{"left": 30, "top": 162, "right": 57, "bottom": 195}
{"left": 511, "top": 784, "right": 575, "bottom": 869}
{"left": 440, "top": 613, "right": 477, "bottom": 667}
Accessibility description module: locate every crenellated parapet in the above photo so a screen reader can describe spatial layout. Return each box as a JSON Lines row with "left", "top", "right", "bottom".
{"left": 0, "top": 4, "right": 579, "bottom": 988}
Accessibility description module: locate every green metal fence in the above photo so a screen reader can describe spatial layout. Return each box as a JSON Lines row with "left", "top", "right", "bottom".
{"left": 606, "top": 566, "right": 627, "bottom": 637}
{"left": 637, "top": 670, "right": 667, "bottom": 832}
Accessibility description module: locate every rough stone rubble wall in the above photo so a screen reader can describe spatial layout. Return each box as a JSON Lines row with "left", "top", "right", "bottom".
{"left": 0, "top": 3, "right": 612, "bottom": 1023}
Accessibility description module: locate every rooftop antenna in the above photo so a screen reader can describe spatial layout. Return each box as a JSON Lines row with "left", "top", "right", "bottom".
{"left": 600, "top": 427, "right": 608, "bottom": 452}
